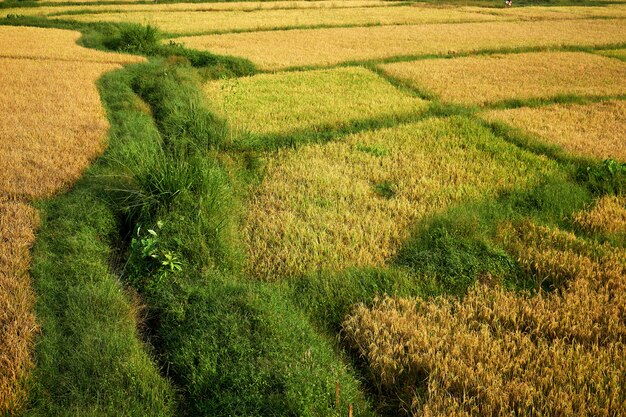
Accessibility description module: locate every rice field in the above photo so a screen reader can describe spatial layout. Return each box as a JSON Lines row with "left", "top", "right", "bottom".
{"left": 3, "top": 1, "right": 626, "bottom": 416}
{"left": 574, "top": 195, "right": 626, "bottom": 236}
{"left": 0, "top": 58, "right": 126, "bottom": 201}
{"left": 380, "top": 52, "right": 626, "bottom": 105}
{"left": 343, "top": 221, "right": 626, "bottom": 416}
{"left": 173, "top": 19, "right": 626, "bottom": 69}
{"left": 0, "top": 27, "right": 143, "bottom": 201}
{"left": 484, "top": 100, "right": 626, "bottom": 160}
{"left": 466, "top": 3, "right": 626, "bottom": 20}
{"left": 243, "top": 116, "right": 558, "bottom": 279}
{"left": 55, "top": 6, "right": 503, "bottom": 36}
{"left": 0, "top": 1, "right": 392, "bottom": 18}
{"left": 204, "top": 67, "right": 426, "bottom": 139}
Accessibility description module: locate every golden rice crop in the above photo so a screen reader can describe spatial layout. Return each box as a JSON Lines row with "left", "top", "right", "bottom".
{"left": 574, "top": 195, "right": 626, "bottom": 235}
{"left": 0, "top": 203, "right": 39, "bottom": 415}
{"left": 0, "top": 1, "right": 391, "bottom": 18}
{"left": 381, "top": 52, "right": 626, "bottom": 105}
{"left": 56, "top": 6, "right": 501, "bottom": 36}
{"left": 243, "top": 116, "right": 557, "bottom": 279}
{"left": 204, "top": 67, "right": 426, "bottom": 138}
{"left": 484, "top": 100, "right": 626, "bottom": 159}
{"left": 0, "top": 26, "right": 144, "bottom": 64}
{"left": 0, "top": 58, "right": 119, "bottom": 201}
{"left": 0, "top": 28, "right": 143, "bottom": 201}
{"left": 343, "top": 221, "right": 626, "bottom": 416}
{"left": 465, "top": 4, "right": 626, "bottom": 20}
{"left": 173, "top": 19, "right": 626, "bottom": 69}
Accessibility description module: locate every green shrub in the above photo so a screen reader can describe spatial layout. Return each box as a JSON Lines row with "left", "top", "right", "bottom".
{"left": 580, "top": 158, "right": 626, "bottom": 196}
{"left": 106, "top": 24, "right": 160, "bottom": 54}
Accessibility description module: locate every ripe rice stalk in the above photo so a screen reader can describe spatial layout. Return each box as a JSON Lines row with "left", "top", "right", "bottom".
{"left": 204, "top": 67, "right": 427, "bottom": 138}
{"left": 172, "top": 19, "right": 626, "bottom": 69}
{"left": 243, "top": 117, "right": 558, "bottom": 279}
{"left": 0, "top": 203, "right": 39, "bottom": 415}
{"left": 573, "top": 195, "right": 626, "bottom": 235}
{"left": 380, "top": 52, "right": 626, "bottom": 105}
{"left": 54, "top": 6, "right": 503, "bottom": 36}
{"left": 0, "top": 58, "right": 120, "bottom": 201}
{"left": 343, "top": 222, "right": 626, "bottom": 416}
{"left": 483, "top": 100, "right": 626, "bottom": 159}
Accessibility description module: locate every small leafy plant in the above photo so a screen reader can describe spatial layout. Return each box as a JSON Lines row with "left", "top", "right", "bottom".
{"left": 581, "top": 158, "right": 626, "bottom": 196}
{"left": 127, "top": 221, "right": 182, "bottom": 290}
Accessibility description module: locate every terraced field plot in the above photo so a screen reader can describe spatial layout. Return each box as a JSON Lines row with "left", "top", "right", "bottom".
{"left": 0, "top": 1, "right": 392, "bottom": 18}
{"left": 467, "top": 3, "right": 626, "bottom": 19}
{"left": 173, "top": 19, "right": 626, "bottom": 69}
{"left": 485, "top": 100, "right": 626, "bottom": 161}
{"left": 243, "top": 116, "right": 557, "bottom": 279}
{"left": 0, "top": 26, "right": 142, "bottom": 64}
{"left": 380, "top": 52, "right": 626, "bottom": 105}
{"left": 204, "top": 67, "right": 426, "bottom": 143}
{"left": 55, "top": 6, "right": 503, "bottom": 36}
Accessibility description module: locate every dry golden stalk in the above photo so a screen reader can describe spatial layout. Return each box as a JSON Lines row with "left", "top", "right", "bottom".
{"left": 464, "top": 4, "right": 626, "bottom": 20}
{"left": 0, "top": 203, "right": 39, "bottom": 414}
{"left": 0, "top": 26, "right": 144, "bottom": 64}
{"left": 573, "top": 195, "right": 626, "bottom": 235}
{"left": 344, "top": 223, "right": 626, "bottom": 416}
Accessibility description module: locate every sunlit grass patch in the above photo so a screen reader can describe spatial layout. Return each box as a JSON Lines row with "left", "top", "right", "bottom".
{"left": 204, "top": 67, "right": 426, "bottom": 141}
{"left": 343, "top": 221, "right": 626, "bottom": 416}
{"left": 381, "top": 52, "right": 626, "bottom": 105}
{"left": 0, "top": 203, "right": 38, "bottom": 415}
{"left": 55, "top": 6, "right": 502, "bottom": 36}
{"left": 173, "top": 19, "right": 626, "bottom": 70}
{"left": 484, "top": 100, "right": 626, "bottom": 160}
{"left": 243, "top": 116, "right": 558, "bottom": 279}
{"left": 597, "top": 48, "right": 626, "bottom": 61}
